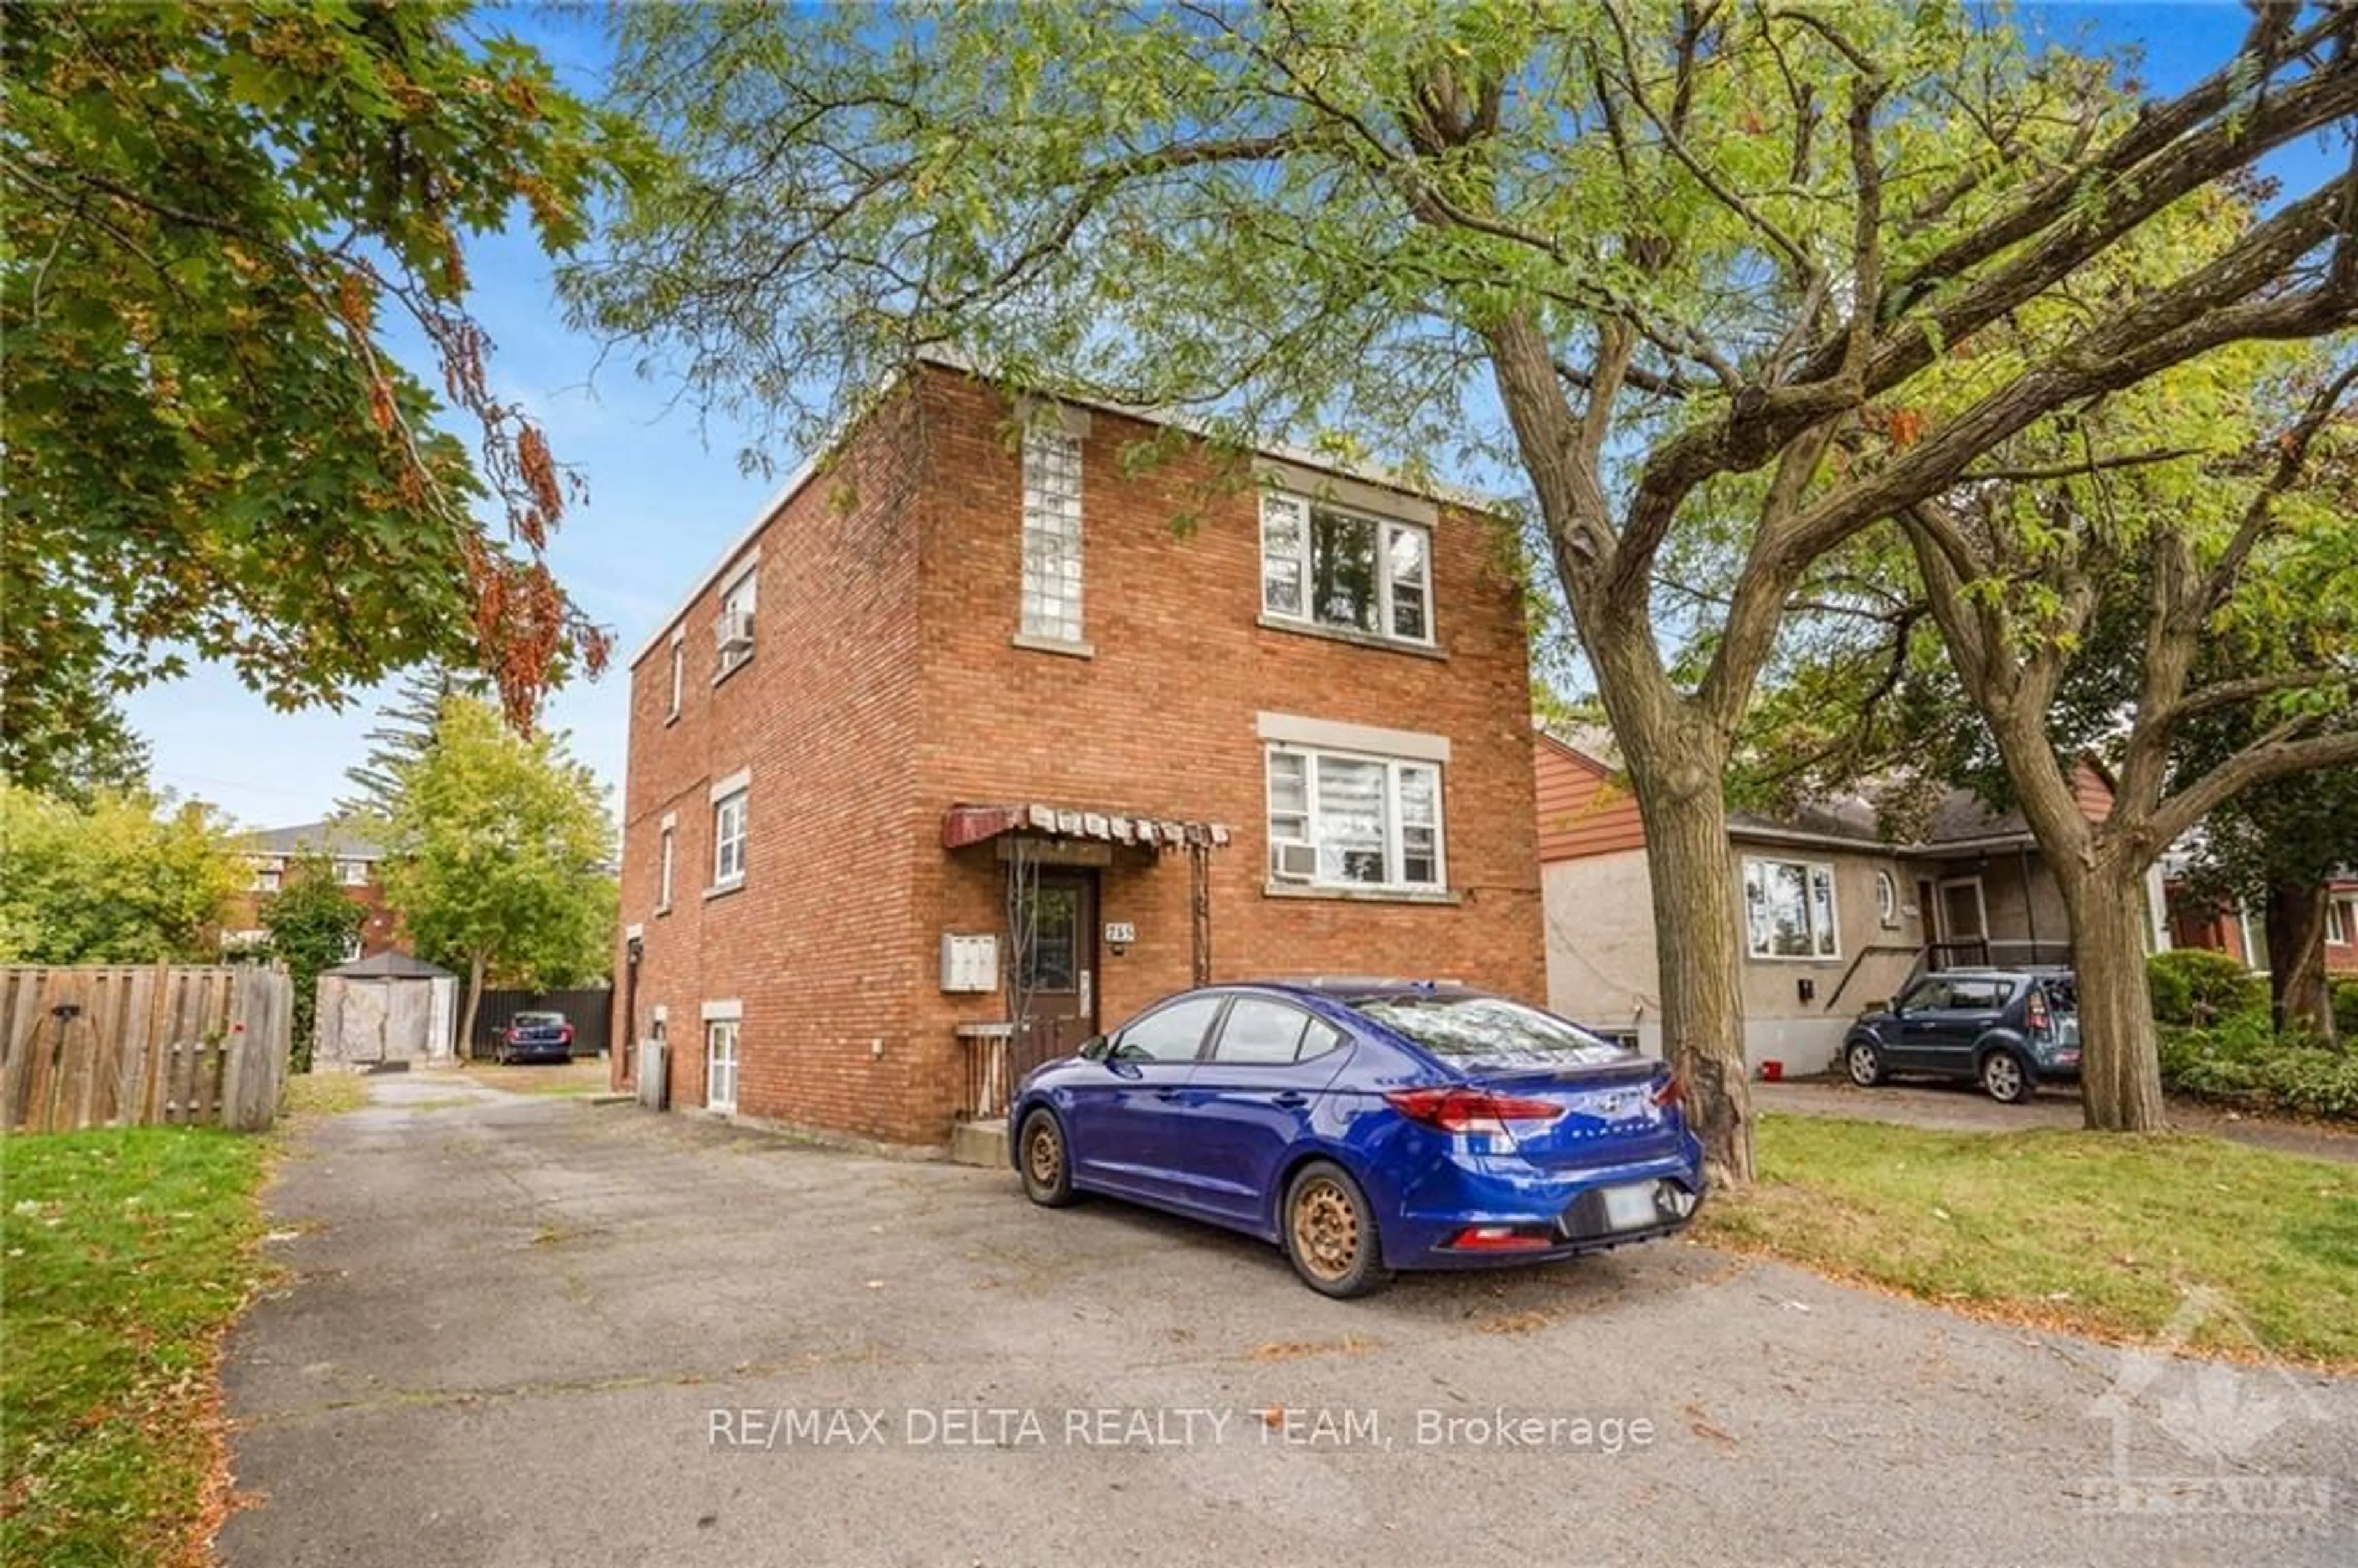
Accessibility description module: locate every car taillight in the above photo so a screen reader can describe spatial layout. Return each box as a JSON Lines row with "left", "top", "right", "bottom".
{"left": 1650, "top": 1071, "right": 1686, "bottom": 1109}
{"left": 2026, "top": 991, "right": 2049, "bottom": 1033}
{"left": 560, "top": 1025, "right": 575, "bottom": 1045}
{"left": 1383, "top": 1087, "right": 1566, "bottom": 1134}
{"left": 1447, "top": 1225, "right": 1553, "bottom": 1252}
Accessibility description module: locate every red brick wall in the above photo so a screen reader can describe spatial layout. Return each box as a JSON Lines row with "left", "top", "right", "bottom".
{"left": 902, "top": 373, "right": 1544, "bottom": 1138}
{"left": 227, "top": 870, "right": 407, "bottom": 958}
{"left": 2328, "top": 882, "right": 2358, "bottom": 977}
{"left": 613, "top": 396, "right": 925, "bottom": 1140}
{"left": 617, "top": 367, "right": 1546, "bottom": 1146}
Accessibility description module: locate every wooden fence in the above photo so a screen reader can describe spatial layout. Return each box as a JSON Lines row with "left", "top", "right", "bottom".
{"left": 1, "top": 964, "right": 292, "bottom": 1133}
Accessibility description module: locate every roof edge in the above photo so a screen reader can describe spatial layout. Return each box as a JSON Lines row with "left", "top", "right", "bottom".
{"left": 631, "top": 358, "right": 1511, "bottom": 669}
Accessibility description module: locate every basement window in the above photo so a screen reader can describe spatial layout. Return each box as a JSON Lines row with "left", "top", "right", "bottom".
{"left": 704, "top": 1017, "right": 739, "bottom": 1112}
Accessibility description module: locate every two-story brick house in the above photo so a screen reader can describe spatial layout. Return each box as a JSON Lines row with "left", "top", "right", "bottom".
{"left": 614, "top": 362, "right": 1545, "bottom": 1149}
{"left": 223, "top": 820, "right": 405, "bottom": 960}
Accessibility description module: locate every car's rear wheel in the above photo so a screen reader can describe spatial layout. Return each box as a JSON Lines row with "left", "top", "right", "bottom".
{"left": 1018, "top": 1108, "right": 1079, "bottom": 1208}
{"left": 1980, "top": 1049, "right": 2033, "bottom": 1104}
{"left": 1845, "top": 1041, "right": 1886, "bottom": 1088}
{"left": 1282, "top": 1161, "right": 1390, "bottom": 1299}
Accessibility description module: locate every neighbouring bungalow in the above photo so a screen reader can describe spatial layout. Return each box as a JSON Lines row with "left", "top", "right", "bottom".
{"left": 1534, "top": 731, "right": 2173, "bottom": 1073}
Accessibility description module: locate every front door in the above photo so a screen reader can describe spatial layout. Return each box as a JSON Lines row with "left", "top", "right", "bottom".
{"left": 1015, "top": 869, "right": 1099, "bottom": 1068}
{"left": 1940, "top": 877, "right": 1988, "bottom": 963}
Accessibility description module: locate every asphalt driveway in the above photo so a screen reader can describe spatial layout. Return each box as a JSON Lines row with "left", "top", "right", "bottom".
{"left": 220, "top": 1077, "right": 2358, "bottom": 1567}
{"left": 1755, "top": 1077, "right": 2358, "bottom": 1164}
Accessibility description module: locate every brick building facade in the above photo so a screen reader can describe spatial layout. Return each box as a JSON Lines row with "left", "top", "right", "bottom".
{"left": 613, "top": 365, "right": 1546, "bottom": 1147}
{"left": 224, "top": 821, "right": 405, "bottom": 960}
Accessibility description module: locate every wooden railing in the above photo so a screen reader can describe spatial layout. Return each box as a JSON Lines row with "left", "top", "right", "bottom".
{"left": 955, "top": 1021, "right": 1073, "bottom": 1121}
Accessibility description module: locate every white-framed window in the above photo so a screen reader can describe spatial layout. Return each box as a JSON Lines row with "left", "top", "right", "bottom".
{"left": 1875, "top": 869, "right": 1899, "bottom": 928}
{"left": 704, "top": 1017, "right": 739, "bottom": 1112}
{"left": 335, "top": 858, "right": 369, "bottom": 887}
{"left": 340, "top": 935, "right": 364, "bottom": 963}
{"left": 1020, "top": 426, "right": 1084, "bottom": 645}
{"left": 1266, "top": 745, "right": 1444, "bottom": 891}
{"left": 1260, "top": 492, "right": 1433, "bottom": 645}
{"left": 1744, "top": 856, "right": 1840, "bottom": 960}
{"left": 650, "top": 1004, "right": 668, "bottom": 1047}
{"left": 2329, "top": 899, "right": 2351, "bottom": 946}
{"left": 667, "top": 628, "right": 686, "bottom": 721}
{"left": 715, "top": 564, "right": 757, "bottom": 679}
{"left": 712, "top": 788, "right": 747, "bottom": 887}
{"left": 251, "top": 862, "right": 283, "bottom": 893}
{"left": 657, "top": 813, "right": 677, "bottom": 911}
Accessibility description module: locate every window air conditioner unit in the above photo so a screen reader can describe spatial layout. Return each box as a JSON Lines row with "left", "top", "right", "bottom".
{"left": 714, "top": 608, "right": 755, "bottom": 653}
{"left": 1272, "top": 841, "right": 1318, "bottom": 882}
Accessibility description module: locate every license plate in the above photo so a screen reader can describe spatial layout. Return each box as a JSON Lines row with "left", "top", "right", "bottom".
{"left": 1601, "top": 1182, "right": 1658, "bottom": 1230}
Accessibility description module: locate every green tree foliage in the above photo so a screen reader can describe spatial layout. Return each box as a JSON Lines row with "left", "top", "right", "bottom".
{"left": 1, "top": 1, "right": 645, "bottom": 783}
{"left": 375, "top": 697, "right": 615, "bottom": 1049}
{"left": 0, "top": 683, "right": 152, "bottom": 807}
{"left": 337, "top": 666, "right": 492, "bottom": 821}
{"left": 257, "top": 853, "right": 368, "bottom": 1073}
{"left": 566, "top": 1, "right": 2358, "bottom": 1169}
{"left": 1733, "top": 338, "right": 2356, "bottom": 1117}
{"left": 0, "top": 784, "right": 246, "bottom": 963}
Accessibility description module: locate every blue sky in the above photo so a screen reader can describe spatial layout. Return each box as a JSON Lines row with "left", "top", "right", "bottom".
{"left": 123, "top": 2, "right": 2327, "bottom": 829}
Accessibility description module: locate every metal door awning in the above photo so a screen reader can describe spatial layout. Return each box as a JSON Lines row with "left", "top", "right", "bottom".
{"left": 941, "top": 802, "right": 1232, "bottom": 851}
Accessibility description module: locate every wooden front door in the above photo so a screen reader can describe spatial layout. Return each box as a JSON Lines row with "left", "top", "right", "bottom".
{"left": 1017, "top": 870, "right": 1099, "bottom": 1062}
{"left": 1940, "top": 878, "right": 1988, "bottom": 942}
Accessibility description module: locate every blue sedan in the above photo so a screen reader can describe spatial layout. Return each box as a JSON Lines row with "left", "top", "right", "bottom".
{"left": 1008, "top": 980, "right": 1706, "bottom": 1297}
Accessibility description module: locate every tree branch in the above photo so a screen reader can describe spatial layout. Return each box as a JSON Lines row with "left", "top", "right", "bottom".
{"left": 2150, "top": 731, "right": 2358, "bottom": 853}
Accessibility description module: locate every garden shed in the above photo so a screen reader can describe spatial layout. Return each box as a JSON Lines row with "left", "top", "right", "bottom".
{"left": 315, "top": 951, "right": 457, "bottom": 1068}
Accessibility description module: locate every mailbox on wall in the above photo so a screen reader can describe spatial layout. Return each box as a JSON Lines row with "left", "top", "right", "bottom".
{"left": 940, "top": 933, "right": 1000, "bottom": 993}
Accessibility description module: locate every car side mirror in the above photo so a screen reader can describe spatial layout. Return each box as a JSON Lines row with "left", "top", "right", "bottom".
{"left": 1877, "top": 998, "right": 1899, "bottom": 1015}
{"left": 1078, "top": 1034, "right": 1109, "bottom": 1062}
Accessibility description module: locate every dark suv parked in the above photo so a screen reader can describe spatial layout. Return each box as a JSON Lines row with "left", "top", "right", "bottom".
{"left": 1841, "top": 969, "right": 2079, "bottom": 1104}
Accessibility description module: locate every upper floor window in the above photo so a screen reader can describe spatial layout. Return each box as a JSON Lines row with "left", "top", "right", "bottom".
{"left": 1260, "top": 492, "right": 1432, "bottom": 645}
{"left": 667, "top": 629, "right": 686, "bottom": 721}
{"left": 251, "top": 863, "right": 283, "bottom": 893}
{"left": 714, "top": 565, "right": 757, "bottom": 679}
{"left": 657, "top": 814, "right": 677, "bottom": 911}
{"left": 712, "top": 786, "right": 747, "bottom": 888}
{"left": 335, "top": 858, "right": 369, "bottom": 887}
{"left": 1021, "top": 427, "right": 1084, "bottom": 645}
{"left": 1266, "top": 745, "right": 1444, "bottom": 891}
{"left": 1744, "top": 856, "right": 1839, "bottom": 960}
{"left": 2329, "top": 899, "right": 2350, "bottom": 946}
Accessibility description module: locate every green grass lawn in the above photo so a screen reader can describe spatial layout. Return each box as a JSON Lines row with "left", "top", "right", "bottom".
{"left": 1702, "top": 1114, "right": 2358, "bottom": 1368}
{"left": 1, "top": 1128, "right": 270, "bottom": 1568}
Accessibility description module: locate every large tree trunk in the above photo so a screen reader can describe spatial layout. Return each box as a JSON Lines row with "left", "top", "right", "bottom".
{"left": 458, "top": 949, "right": 488, "bottom": 1062}
{"left": 1621, "top": 732, "right": 1754, "bottom": 1188}
{"left": 2056, "top": 867, "right": 2168, "bottom": 1131}
{"left": 2262, "top": 880, "right": 2335, "bottom": 1044}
